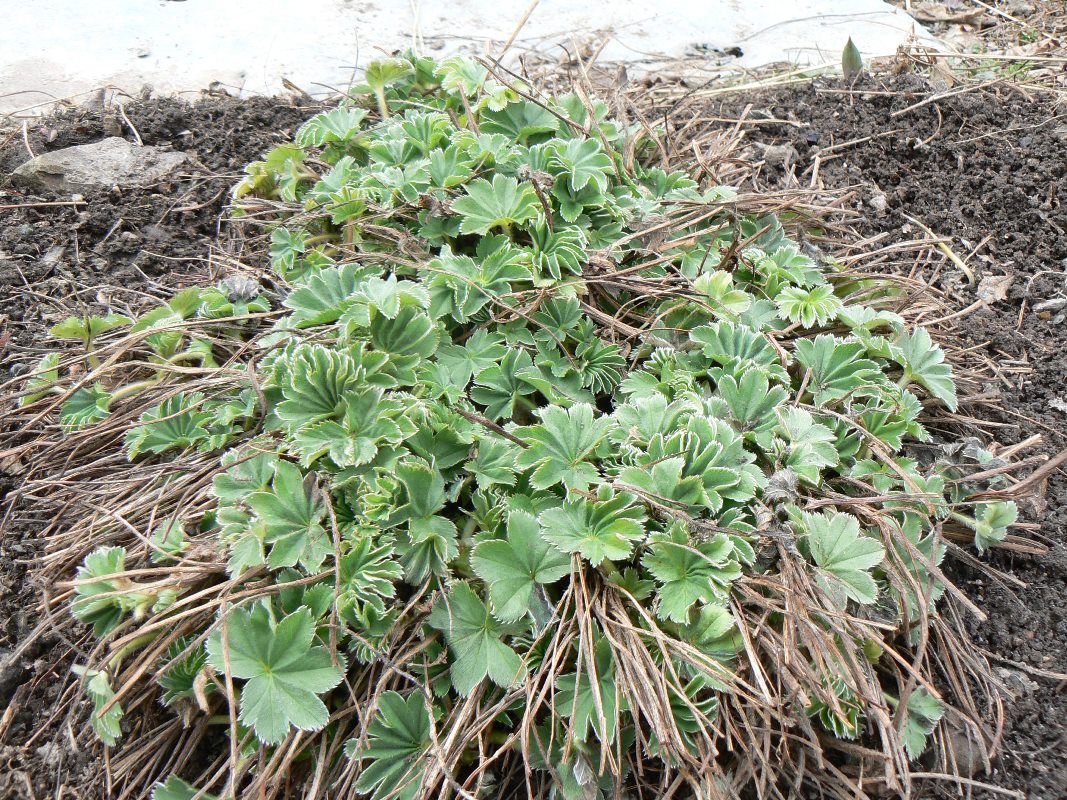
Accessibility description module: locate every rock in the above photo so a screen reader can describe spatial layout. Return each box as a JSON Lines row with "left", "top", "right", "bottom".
{"left": 12, "top": 137, "right": 191, "bottom": 194}
{"left": 0, "top": 649, "right": 26, "bottom": 699}
{"left": 756, "top": 142, "right": 799, "bottom": 167}
{"left": 944, "top": 725, "right": 987, "bottom": 778}
{"left": 976, "top": 273, "right": 1013, "bottom": 304}
{"left": 867, "top": 191, "right": 889, "bottom": 213}
{"left": 1033, "top": 298, "right": 1067, "bottom": 313}
{"left": 996, "top": 666, "right": 1039, "bottom": 698}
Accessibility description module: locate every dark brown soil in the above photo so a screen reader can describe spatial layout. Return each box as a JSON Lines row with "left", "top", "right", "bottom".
{"left": 677, "top": 74, "right": 1067, "bottom": 799}
{"left": 0, "top": 93, "right": 312, "bottom": 799}
{"left": 3, "top": 76, "right": 1067, "bottom": 799}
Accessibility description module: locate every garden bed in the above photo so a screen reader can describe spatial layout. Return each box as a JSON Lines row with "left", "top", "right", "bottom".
{"left": 1, "top": 73, "right": 1064, "bottom": 799}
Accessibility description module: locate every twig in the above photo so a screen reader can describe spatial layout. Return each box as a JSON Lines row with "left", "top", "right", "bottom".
{"left": 904, "top": 214, "right": 975, "bottom": 284}
{"left": 117, "top": 104, "right": 143, "bottom": 147}
{"left": 453, "top": 407, "right": 528, "bottom": 447}
{"left": 0, "top": 200, "right": 87, "bottom": 210}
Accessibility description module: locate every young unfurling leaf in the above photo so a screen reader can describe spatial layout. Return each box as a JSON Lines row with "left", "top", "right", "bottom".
{"left": 775, "top": 284, "right": 842, "bottom": 328}
{"left": 296, "top": 106, "right": 368, "bottom": 147}
{"left": 957, "top": 500, "right": 1017, "bottom": 553}
{"left": 529, "top": 223, "right": 587, "bottom": 279}
{"left": 794, "top": 335, "right": 880, "bottom": 406}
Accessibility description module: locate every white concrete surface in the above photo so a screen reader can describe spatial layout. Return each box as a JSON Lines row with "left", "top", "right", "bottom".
{"left": 0, "top": 0, "right": 937, "bottom": 116}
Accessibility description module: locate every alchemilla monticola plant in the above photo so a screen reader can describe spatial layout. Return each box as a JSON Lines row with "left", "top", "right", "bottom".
{"left": 21, "top": 54, "right": 1017, "bottom": 799}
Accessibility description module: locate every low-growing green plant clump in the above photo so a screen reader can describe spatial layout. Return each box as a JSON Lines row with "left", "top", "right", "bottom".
{"left": 21, "top": 54, "right": 1018, "bottom": 799}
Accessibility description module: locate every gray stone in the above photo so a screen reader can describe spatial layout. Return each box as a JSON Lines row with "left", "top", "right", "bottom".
{"left": 12, "top": 137, "right": 190, "bottom": 193}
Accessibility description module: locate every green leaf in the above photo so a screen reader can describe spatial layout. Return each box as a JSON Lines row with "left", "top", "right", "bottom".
{"left": 81, "top": 669, "right": 124, "bottom": 745}
{"left": 690, "top": 320, "right": 788, "bottom": 383}
{"left": 716, "top": 369, "right": 787, "bottom": 434}
{"left": 529, "top": 223, "right": 586, "bottom": 280}
{"left": 49, "top": 313, "right": 132, "bottom": 344}
{"left": 970, "top": 500, "right": 1018, "bottom": 553}
{"left": 428, "top": 582, "right": 525, "bottom": 695}
{"left": 270, "top": 227, "right": 307, "bottom": 273}
{"left": 776, "top": 284, "right": 842, "bottom": 328}
{"left": 349, "top": 691, "right": 431, "bottom": 800}
{"left": 338, "top": 533, "right": 403, "bottom": 619}
{"left": 551, "top": 138, "right": 614, "bottom": 192}
{"left": 808, "top": 677, "right": 862, "bottom": 739}
{"left": 842, "top": 37, "right": 864, "bottom": 81}
{"left": 246, "top": 460, "right": 330, "bottom": 571}
{"left": 800, "top": 510, "right": 885, "bottom": 606}
{"left": 369, "top": 306, "right": 439, "bottom": 358}
{"left": 470, "top": 348, "right": 539, "bottom": 421}
{"left": 693, "top": 271, "right": 751, "bottom": 317}
{"left": 642, "top": 527, "right": 741, "bottom": 623}
{"left": 471, "top": 509, "right": 570, "bottom": 622}
{"left": 284, "top": 263, "right": 368, "bottom": 328}
{"left": 451, "top": 174, "right": 540, "bottom": 235}
{"left": 275, "top": 344, "right": 387, "bottom": 430}
{"left": 555, "top": 636, "right": 624, "bottom": 744}
{"left": 150, "top": 519, "right": 186, "bottom": 563}
{"left": 291, "top": 389, "right": 414, "bottom": 469}
{"left": 895, "top": 327, "right": 958, "bottom": 411}
{"left": 428, "top": 144, "right": 473, "bottom": 188}
{"left": 365, "top": 58, "right": 414, "bottom": 92}
{"left": 60, "top": 383, "right": 111, "bottom": 429}
{"left": 481, "top": 101, "right": 557, "bottom": 145}
{"left": 152, "top": 776, "right": 218, "bottom": 800}
{"left": 19, "top": 351, "right": 60, "bottom": 406}
{"left": 794, "top": 335, "right": 880, "bottom": 406}
{"left": 151, "top": 776, "right": 218, "bottom": 800}
{"left": 902, "top": 688, "right": 945, "bottom": 760}
{"left": 466, "top": 436, "right": 520, "bottom": 489}
{"left": 776, "top": 406, "right": 840, "bottom": 484}
{"left": 72, "top": 546, "right": 158, "bottom": 636}
{"left": 619, "top": 457, "right": 705, "bottom": 513}
{"left": 514, "top": 403, "right": 612, "bottom": 491}
{"left": 125, "top": 392, "right": 213, "bottom": 459}
{"left": 206, "top": 606, "right": 344, "bottom": 745}
{"left": 297, "top": 106, "right": 368, "bottom": 147}
{"left": 682, "top": 603, "right": 743, "bottom": 659}
{"left": 395, "top": 459, "right": 446, "bottom": 519}
{"left": 539, "top": 486, "right": 646, "bottom": 564}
